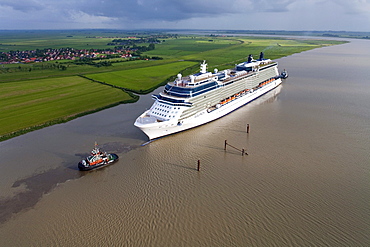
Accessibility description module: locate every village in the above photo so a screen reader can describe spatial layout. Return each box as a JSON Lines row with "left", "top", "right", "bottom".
{"left": 0, "top": 47, "right": 133, "bottom": 64}
{"left": 0, "top": 35, "right": 166, "bottom": 64}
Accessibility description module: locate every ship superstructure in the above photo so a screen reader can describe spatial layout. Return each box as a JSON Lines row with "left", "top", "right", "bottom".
{"left": 134, "top": 52, "right": 288, "bottom": 140}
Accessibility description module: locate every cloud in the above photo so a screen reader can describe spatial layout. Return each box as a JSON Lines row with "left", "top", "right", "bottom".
{"left": 0, "top": 0, "right": 44, "bottom": 12}
{"left": 68, "top": 0, "right": 297, "bottom": 22}
{"left": 251, "top": 0, "right": 295, "bottom": 12}
{"left": 0, "top": 0, "right": 369, "bottom": 30}
{"left": 0, "top": 0, "right": 287, "bottom": 18}
{"left": 334, "top": 0, "right": 370, "bottom": 14}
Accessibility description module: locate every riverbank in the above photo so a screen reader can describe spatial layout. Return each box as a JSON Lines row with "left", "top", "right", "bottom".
{"left": 0, "top": 38, "right": 369, "bottom": 246}
{"left": 0, "top": 33, "right": 346, "bottom": 142}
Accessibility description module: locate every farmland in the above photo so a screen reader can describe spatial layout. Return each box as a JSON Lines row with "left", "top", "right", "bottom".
{"left": 87, "top": 61, "right": 198, "bottom": 93}
{"left": 0, "top": 76, "right": 134, "bottom": 139}
{"left": 0, "top": 30, "right": 347, "bottom": 141}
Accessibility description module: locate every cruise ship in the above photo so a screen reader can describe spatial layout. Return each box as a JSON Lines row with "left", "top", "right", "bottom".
{"left": 134, "top": 52, "right": 288, "bottom": 140}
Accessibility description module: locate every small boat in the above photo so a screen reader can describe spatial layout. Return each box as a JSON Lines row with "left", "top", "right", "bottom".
{"left": 280, "top": 69, "right": 288, "bottom": 79}
{"left": 78, "top": 142, "right": 119, "bottom": 171}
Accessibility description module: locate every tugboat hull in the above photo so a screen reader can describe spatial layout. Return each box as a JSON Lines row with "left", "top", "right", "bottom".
{"left": 78, "top": 153, "right": 119, "bottom": 171}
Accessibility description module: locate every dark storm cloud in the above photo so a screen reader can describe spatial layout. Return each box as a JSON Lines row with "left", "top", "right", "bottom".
{"left": 0, "top": 0, "right": 44, "bottom": 12}
{"left": 76, "top": 0, "right": 234, "bottom": 21}
{"left": 1, "top": 0, "right": 369, "bottom": 30}
{"left": 72, "top": 0, "right": 294, "bottom": 22}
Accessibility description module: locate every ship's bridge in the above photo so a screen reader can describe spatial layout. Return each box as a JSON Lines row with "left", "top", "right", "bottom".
{"left": 153, "top": 94, "right": 192, "bottom": 107}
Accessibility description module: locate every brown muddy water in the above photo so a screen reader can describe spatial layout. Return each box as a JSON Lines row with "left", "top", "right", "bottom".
{"left": 0, "top": 39, "right": 369, "bottom": 246}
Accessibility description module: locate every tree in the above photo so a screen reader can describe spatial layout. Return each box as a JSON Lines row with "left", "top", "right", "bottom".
{"left": 148, "top": 44, "right": 155, "bottom": 51}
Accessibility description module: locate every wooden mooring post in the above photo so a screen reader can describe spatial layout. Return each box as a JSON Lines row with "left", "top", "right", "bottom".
{"left": 246, "top": 124, "right": 250, "bottom": 133}
{"left": 224, "top": 140, "right": 248, "bottom": 156}
{"left": 197, "top": 160, "right": 200, "bottom": 171}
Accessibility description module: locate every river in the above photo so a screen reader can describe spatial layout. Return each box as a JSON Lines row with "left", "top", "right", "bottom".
{"left": 0, "top": 38, "right": 369, "bottom": 246}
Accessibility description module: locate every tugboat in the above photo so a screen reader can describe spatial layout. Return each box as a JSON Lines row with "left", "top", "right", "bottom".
{"left": 78, "top": 142, "right": 119, "bottom": 171}
{"left": 280, "top": 69, "right": 288, "bottom": 79}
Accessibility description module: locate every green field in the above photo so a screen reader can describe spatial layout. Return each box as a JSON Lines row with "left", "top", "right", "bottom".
{"left": 0, "top": 30, "right": 120, "bottom": 52}
{"left": 143, "top": 37, "right": 242, "bottom": 58}
{"left": 87, "top": 61, "right": 198, "bottom": 93}
{"left": 0, "top": 31, "right": 347, "bottom": 141}
{"left": 0, "top": 76, "right": 132, "bottom": 139}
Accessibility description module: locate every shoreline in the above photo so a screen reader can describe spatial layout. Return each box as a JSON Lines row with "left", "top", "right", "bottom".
{"left": 0, "top": 34, "right": 346, "bottom": 142}
{"left": 0, "top": 92, "right": 139, "bottom": 143}
{"left": 1, "top": 39, "right": 369, "bottom": 246}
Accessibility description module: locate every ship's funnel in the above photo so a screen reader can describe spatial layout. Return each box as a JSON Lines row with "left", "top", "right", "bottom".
{"left": 259, "top": 52, "right": 264, "bottom": 61}
{"left": 247, "top": 54, "right": 253, "bottom": 63}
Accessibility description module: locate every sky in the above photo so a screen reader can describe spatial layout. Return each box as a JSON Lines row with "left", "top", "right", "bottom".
{"left": 0, "top": 0, "right": 369, "bottom": 31}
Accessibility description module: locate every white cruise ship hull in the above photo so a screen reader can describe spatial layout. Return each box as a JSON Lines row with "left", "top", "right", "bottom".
{"left": 135, "top": 78, "right": 282, "bottom": 140}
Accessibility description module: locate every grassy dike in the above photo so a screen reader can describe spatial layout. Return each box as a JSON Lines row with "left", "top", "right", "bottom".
{"left": 0, "top": 76, "right": 137, "bottom": 141}
{"left": 0, "top": 33, "right": 347, "bottom": 141}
